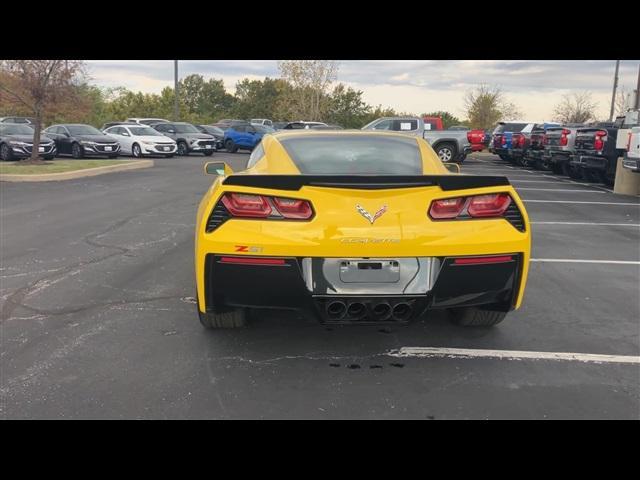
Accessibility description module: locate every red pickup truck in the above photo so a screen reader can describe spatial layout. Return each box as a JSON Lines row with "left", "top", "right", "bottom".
{"left": 426, "top": 117, "right": 485, "bottom": 152}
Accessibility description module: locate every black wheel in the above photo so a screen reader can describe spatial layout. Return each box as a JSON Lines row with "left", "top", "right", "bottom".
{"left": 1, "top": 143, "right": 14, "bottom": 161}
{"left": 132, "top": 143, "right": 142, "bottom": 158}
{"left": 435, "top": 143, "right": 456, "bottom": 163}
{"left": 551, "top": 162, "right": 563, "bottom": 174}
{"left": 498, "top": 154, "right": 510, "bottom": 161}
{"left": 447, "top": 307, "right": 507, "bottom": 327}
{"left": 567, "top": 165, "right": 583, "bottom": 179}
{"left": 71, "top": 142, "right": 84, "bottom": 159}
{"left": 177, "top": 141, "right": 188, "bottom": 156}
{"left": 225, "top": 139, "right": 238, "bottom": 153}
{"left": 203, "top": 150, "right": 214, "bottom": 157}
{"left": 584, "top": 169, "right": 606, "bottom": 184}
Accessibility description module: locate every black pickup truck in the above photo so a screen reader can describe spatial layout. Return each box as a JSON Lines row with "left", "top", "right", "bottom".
{"left": 569, "top": 122, "right": 622, "bottom": 184}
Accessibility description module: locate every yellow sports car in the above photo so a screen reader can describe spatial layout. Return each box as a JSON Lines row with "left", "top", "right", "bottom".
{"left": 195, "top": 131, "right": 530, "bottom": 328}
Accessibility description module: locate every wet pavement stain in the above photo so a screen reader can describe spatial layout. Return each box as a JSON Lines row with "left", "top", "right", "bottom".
{"left": 389, "top": 363, "right": 405, "bottom": 368}
{"left": 347, "top": 364, "right": 361, "bottom": 369}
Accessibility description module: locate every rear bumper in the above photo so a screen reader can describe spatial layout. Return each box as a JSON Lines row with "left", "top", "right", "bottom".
{"left": 622, "top": 157, "right": 640, "bottom": 172}
{"left": 202, "top": 253, "right": 524, "bottom": 323}
{"left": 570, "top": 154, "right": 606, "bottom": 171}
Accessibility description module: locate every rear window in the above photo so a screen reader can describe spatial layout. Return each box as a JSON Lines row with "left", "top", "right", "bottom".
{"left": 279, "top": 135, "right": 423, "bottom": 175}
{"left": 494, "top": 123, "right": 527, "bottom": 133}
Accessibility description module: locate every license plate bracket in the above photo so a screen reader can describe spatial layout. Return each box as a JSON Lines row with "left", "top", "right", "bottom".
{"left": 339, "top": 259, "right": 400, "bottom": 283}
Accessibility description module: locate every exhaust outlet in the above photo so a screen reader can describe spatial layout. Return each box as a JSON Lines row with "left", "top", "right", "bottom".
{"left": 391, "top": 302, "right": 413, "bottom": 321}
{"left": 371, "top": 302, "right": 392, "bottom": 321}
{"left": 346, "top": 302, "right": 366, "bottom": 320}
{"left": 326, "top": 301, "right": 346, "bottom": 320}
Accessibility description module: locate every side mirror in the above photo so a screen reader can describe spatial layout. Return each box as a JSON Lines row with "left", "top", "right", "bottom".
{"left": 443, "top": 162, "right": 461, "bottom": 174}
{"left": 204, "top": 161, "right": 233, "bottom": 176}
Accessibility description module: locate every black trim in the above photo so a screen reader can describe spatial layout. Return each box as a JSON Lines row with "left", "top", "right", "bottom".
{"left": 222, "top": 175, "right": 510, "bottom": 191}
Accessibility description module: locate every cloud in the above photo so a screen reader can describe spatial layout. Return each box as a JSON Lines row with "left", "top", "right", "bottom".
{"left": 85, "top": 60, "right": 640, "bottom": 120}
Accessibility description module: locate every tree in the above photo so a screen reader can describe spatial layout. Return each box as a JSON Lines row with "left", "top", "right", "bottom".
{"left": 326, "top": 84, "right": 371, "bottom": 128}
{"left": 179, "top": 74, "right": 235, "bottom": 122}
{"left": 552, "top": 91, "right": 598, "bottom": 124}
{"left": 615, "top": 86, "right": 633, "bottom": 117}
{"left": 464, "top": 84, "right": 522, "bottom": 130}
{"left": 0, "top": 60, "right": 86, "bottom": 163}
{"left": 278, "top": 60, "right": 339, "bottom": 120}
{"left": 233, "top": 77, "right": 289, "bottom": 121}
{"left": 421, "top": 111, "right": 463, "bottom": 129}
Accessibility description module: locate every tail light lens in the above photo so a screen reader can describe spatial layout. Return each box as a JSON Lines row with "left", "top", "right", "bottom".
{"left": 501, "top": 135, "right": 507, "bottom": 145}
{"left": 222, "top": 193, "right": 272, "bottom": 217}
{"left": 467, "top": 193, "right": 511, "bottom": 217}
{"left": 594, "top": 130, "right": 607, "bottom": 151}
{"left": 560, "top": 128, "right": 570, "bottom": 146}
{"left": 429, "top": 193, "right": 512, "bottom": 220}
{"left": 220, "top": 193, "right": 313, "bottom": 220}
{"left": 272, "top": 197, "right": 313, "bottom": 219}
{"left": 429, "top": 197, "right": 467, "bottom": 219}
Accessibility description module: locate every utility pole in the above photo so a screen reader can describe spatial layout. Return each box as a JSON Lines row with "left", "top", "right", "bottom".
{"left": 609, "top": 60, "right": 620, "bottom": 121}
{"left": 635, "top": 63, "right": 640, "bottom": 110}
{"left": 174, "top": 60, "right": 179, "bottom": 121}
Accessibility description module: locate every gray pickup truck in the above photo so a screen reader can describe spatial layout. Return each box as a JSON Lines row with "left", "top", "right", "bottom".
{"left": 361, "top": 117, "right": 472, "bottom": 163}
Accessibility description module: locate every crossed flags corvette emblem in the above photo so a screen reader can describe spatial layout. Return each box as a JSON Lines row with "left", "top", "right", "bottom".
{"left": 356, "top": 204, "right": 388, "bottom": 224}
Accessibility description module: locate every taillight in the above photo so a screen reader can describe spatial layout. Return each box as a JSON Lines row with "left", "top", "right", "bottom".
{"left": 272, "top": 197, "right": 313, "bottom": 219}
{"left": 429, "top": 197, "right": 467, "bottom": 219}
{"left": 222, "top": 193, "right": 272, "bottom": 217}
{"left": 219, "top": 193, "right": 313, "bottom": 220}
{"left": 560, "top": 128, "right": 570, "bottom": 146}
{"left": 467, "top": 193, "right": 511, "bottom": 217}
{"left": 594, "top": 130, "right": 607, "bottom": 151}
{"left": 429, "top": 193, "right": 512, "bottom": 220}
{"left": 513, "top": 134, "right": 525, "bottom": 148}
{"left": 501, "top": 136, "right": 507, "bottom": 145}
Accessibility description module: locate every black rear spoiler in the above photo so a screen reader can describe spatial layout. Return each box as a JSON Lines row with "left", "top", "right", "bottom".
{"left": 222, "top": 175, "right": 510, "bottom": 191}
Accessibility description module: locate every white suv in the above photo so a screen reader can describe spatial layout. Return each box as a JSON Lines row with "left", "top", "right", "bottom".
{"left": 250, "top": 119, "right": 273, "bottom": 127}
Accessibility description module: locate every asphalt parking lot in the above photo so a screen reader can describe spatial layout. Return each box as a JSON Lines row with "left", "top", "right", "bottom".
{"left": 1, "top": 152, "right": 639, "bottom": 419}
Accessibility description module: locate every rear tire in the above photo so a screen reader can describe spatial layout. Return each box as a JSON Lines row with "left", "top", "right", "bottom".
{"left": 1, "top": 143, "right": 14, "bottom": 161}
{"left": 225, "top": 139, "right": 238, "bottom": 153}
{"left": 448, "top": 307, "right": 507, "bottom": 327}
{"left": 435, "top": 143, "right": 456, "bottom": 163}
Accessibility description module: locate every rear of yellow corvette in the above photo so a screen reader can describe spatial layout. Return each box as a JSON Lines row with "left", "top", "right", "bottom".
{"left": 195, "top": 131, "right": 530, "bottom": 328}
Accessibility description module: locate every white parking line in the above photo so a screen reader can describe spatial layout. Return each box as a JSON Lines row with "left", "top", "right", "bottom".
{"left": 531, "top": 222, "right": 640, "bottom": 227}
{"left": 517, "top": 188, "right": 605, "bottom": 193}
{"left": 387, "top": 347, "right": 640, "bottom": 365}
{"left": 524, "top": 200, "right": 640, "bottom": 206}
{"left": 530, "top": 258, "right": 640, "bottom": 265}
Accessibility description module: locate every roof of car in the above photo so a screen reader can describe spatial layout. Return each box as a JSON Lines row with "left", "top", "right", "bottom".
{"left": 269, "top": 130, "right": 425, "bottom": 141}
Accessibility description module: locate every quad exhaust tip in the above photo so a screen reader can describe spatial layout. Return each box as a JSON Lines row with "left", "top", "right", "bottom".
{"left": 322, "top": 299, "right": 415, "bottom": 322}
{"left": 391, "top": 302, "right": 413, "bottom": 321}
{"left": 326, "top": 301, "right": 346, "bottom": 320}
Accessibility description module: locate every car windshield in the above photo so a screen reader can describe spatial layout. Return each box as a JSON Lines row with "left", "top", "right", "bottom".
{"left": 174, "top": 124, "right": 200, "bottom": 133}
{"left": 279, "top": 135, "right": 422, "bottom": 175}
{"left": 202, "top": 126, "right": 224, "bottom": 135}
{"left": 67, "top": 125, "right": 104, "bottom": 135}
{"left": 0, "top": 124, "right": 34, "bottom": 135}
{"left": 129, "top": 126, "right": 162, "bottom": 136}
{"left": 254, "top": 125, "right": 274, "bottom": 133}
{"left": 494, "top": 123, "right": 528, "bottom": 133}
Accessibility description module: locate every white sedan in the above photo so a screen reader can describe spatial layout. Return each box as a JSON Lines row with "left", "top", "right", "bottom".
{"left": 103, "top": 124, "right": 177, "bottom": 157}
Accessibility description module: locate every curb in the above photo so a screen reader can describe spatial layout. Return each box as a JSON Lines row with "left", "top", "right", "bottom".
{"left": 0, "top": 160, "right": 154, "bottom": 182}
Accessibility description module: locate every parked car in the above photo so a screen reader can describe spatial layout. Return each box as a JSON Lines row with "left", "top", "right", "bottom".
{"left": 215, "top": 119, "right": 247, "bottom": 129}
{"left": 148, "top": 122, "right": 216, "bottom": 156}
{"left": 272, "top": 122, "right": 289, "bottom": 130}
{"left": 126, "top": 118, "right": 171, "bottom": 126}
{"left": 223, "top": 124, "right": 272, "bottom": 152}
{"left": 43, "top": 124, "right": 120, "bottom": 158}
{"left": 250, "top": 119, "right": 274, "bottom": 127}
{"left": 101, "top": 121, "right": 138, "bottom": 131}
{"left": 362, "top": 117, "right": 471, "bottom": 163}
{"left": 510, "top": 122, "right": 561, "bottom": 167}
{"left": 103, "top": 124, "right": 177, "bottom": 158}
{"left": 489, "top": 121, "right": 532, "bottom": 161}
{"left": 622, "top": 126, "right": 640, "bottom": 172}
{"left": 0, "top": 123, "right": 56, "bottom": 161}
{"left": 0, "top": 116, "right": 36, "bottom": 125}
{"left": 541, "top": 124, "right": 585, "bottom": 174}
{"left": 282, "top": 121, "right": 328, "bottom": 130}
{"left": 195, "top": 125, "right": 225, "bottom": 150}
{"left": 310, "top": 124, "right": 344, "bottom": 130}
{"left": 569, "top": 122, "right": 624, "bottom": 184}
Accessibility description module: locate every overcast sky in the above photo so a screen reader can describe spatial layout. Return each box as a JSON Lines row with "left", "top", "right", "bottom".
{"left": 86, "top": 60, "right": 640, "bottom": 121}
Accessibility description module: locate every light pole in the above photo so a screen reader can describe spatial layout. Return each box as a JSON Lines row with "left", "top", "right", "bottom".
{"left": 174, "top": 60, "right": 179, "bottom": 121}
{"left": 609, "top": 60, "right": 620, "bottom": 121}
{"left": 635, "top": 63, "right": 640, "bottom": 111}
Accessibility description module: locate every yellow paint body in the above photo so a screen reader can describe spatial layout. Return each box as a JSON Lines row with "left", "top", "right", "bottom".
{"left": 195, "top": 131, "right": 531, "bottom": 312}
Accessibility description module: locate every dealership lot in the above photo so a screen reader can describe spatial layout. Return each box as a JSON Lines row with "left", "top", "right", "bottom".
{"left": 1, "top": 152, "right": 638, "bottom": 419}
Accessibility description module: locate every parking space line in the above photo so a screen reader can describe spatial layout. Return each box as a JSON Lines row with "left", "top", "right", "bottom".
{"left": 531, "top": 221, "right": 640, "bottom": 227}
{"left": 388, "top": 347, "right": 640, "bottom": 365}
{"left": 524, "top": 200, "right": 640, "bottom": 205}
{"left": 530, "top": 258, "right": 640, "bottom": 265}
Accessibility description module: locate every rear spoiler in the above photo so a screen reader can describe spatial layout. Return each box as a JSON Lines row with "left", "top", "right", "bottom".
{"left": 222, "top": 175, "right": 510, "bottom": 191}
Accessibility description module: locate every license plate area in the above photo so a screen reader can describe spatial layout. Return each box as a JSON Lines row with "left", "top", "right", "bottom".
{"left": 339, "top": 260, "right": 400, "bottom": 283}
